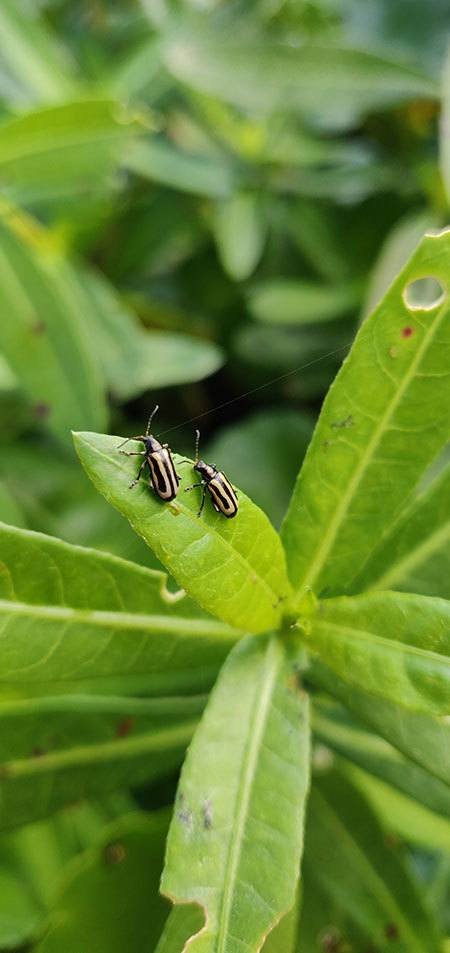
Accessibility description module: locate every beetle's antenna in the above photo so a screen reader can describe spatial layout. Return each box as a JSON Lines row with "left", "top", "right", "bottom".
{"left": 146, "top": 404, "right": 159, "bottom": 436}
{"left": 159, "top": 343, "right": 350, "bottom": 439}
{"left": 194, "top": 429, "right": 200, "bottom": 465}
{"left": 117, "top": 435, "right": 132, "bottom": 450}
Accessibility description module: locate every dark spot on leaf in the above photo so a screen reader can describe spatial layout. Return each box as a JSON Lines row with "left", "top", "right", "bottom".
{"left": 319, "top": 927, "right": 342, "bottom": 952}
{"left": 384, "top": 833, "right": 400, "bottom": 849}
{"left": 202, "top": 799, "right": 213, "bottom": 830}
{"left": 116, "top": 716, "right": 135, "bottom": 739}
{"left": 385, "top": 923, "right": 399, "bottom": 940}
{"left": 0, "top": 765, "right": 10, "bottom": 780}
{"left": 402, "top": 326, "right": 414, "bottom": 338}
{"left": 103, "top": 841, "right": 127, "bottom": 865}
{"left": 32, "top": 320, "right": 46, "bottom": 335}
{"left": 331, "top": 414, "right": 354, "bottom": 430}
{"left": 32, "top": 746, "right": 46, "bottom": 758}
{"left": 33, "top": 402, "right": 50, "bottom": 420}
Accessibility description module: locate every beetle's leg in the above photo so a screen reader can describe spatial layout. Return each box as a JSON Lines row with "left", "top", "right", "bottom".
{"left": 184, "top": 481, "right": 203, "bottom": 492}
{"left": 197, "top": 485, "right": 207, "bottom": 518}
{"left": 129, "top": 457, "right": 148, "bottom": 489}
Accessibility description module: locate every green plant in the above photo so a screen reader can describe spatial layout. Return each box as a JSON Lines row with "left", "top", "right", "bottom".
{"left": 1, "top": 227, "right": 449, "bottom": 950}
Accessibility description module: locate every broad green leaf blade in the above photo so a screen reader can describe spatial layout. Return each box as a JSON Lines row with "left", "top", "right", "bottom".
{"left": 36, "top": 812, "right": 170, "bottom": 953}
{"left": 0, "top": 693, "right": 198, "bottom": 831}
{"left": 74, "top": 431, "right": 291, "bottom": 633}
{"left": 212, "top": 193, "right": 266, "bottom": 281}
{"left": 282, "top": 228, "right": 450, "bottom": 599}
{"left": 248, "top": 279, "right": 360, "bottom": 325}
{"left": 0, "top": 101, "right": 138, "bottom": 205}
{"left": 163, "top": 32, "right": 437, "bottom": 129}
{"left": 0, "top": 0, "right": 77, "bottom": 105}
{"left": 0, "top": 524, "right": 237, "bottom": 690}
{"left": 304, "top": 771, "right": 441, "bottom": 953}
{"left": 302, "top": 591, "right": 450, "bottom": 715}
{"left": 309, "top": 662, "right": 450, "bottom": 788}
{"left": 313, "top": 700, "right": 450, "bottom": 818}
{"left": 125, "top": 137, "right": 236, "bottom": 198}
{"left": 0, "top": 210, "right": 106, "bottom": 443}
{"left": 161, "top": 635, "right": 310, "bottom": 953}
{"left": 351, "top": 463, "right": 450, "bottom": 598}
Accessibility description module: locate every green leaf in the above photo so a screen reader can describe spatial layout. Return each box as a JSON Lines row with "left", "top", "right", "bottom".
{"left": 74, "top": 431, "right": 291, "bottom": 634}
{"left": 0, "top": 481, "right": 26, "bottom": 528}
{"left": 206, "top": 409, "right": 314, "bottom": 530}
{"left": 313, "top": 699, "right": 450, "bottom": 818}
{"left": 0, "top": 100, "right": 138, "bottom": 205}
{"left": 0, "top": 210, "right": 106, "bottom": 443}
{"left": 35, "top": 812, "right": 170, "bottom": 953}
{"left": 440, "top": 41, "right": 450, "bottom": 208}
{"left": 163, "top": 32, "right": 437, "bottom": 130}
{"left": 282, "top": 228, "right": 450, "bottom": 599}
{"left": 55, "top": 264, "right": 224, "bottom": 400}
{"left": 310, "top": 661, "right": 450, "bottom": 788}
{"left": 161, "top": 635, "right": 310, "bottom": 953}
{"left": 302, "top": 590, "right": 450, "bottom": 715}
{"left": 0, "top": 0, "right": 77, "bottom": 105}
{"left": 0, "top": 523, "right": 237, "bottom": 691}
{"left": 0, "top": 696, "right": 196, "bottom": 833}
{"left": 248, "top": 279, "right": 361, "bottom": 325}
{"left": 125, "top": 137, "right": 236, "bottom": 198}
{"left": 347, "top": 762, "right": 450, "bottom": 854}
{"left": 211, "top": 193, "right": 266, "bottom": 281}
{"left": 351, "top": 463, "right": 450, "bottom": 598}
{"left": 156, "top": 906, "right": 205, "bottom": 953}
{"left": 304, "top": 771, "right": 441, "bottom": 952}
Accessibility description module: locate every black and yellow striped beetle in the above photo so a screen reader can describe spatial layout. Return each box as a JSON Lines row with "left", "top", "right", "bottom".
{"left": 184, "top": 429, "right": 238, "bottom": 519}
{"left": 117, "top": 405, "right": 180, "bottom": 502}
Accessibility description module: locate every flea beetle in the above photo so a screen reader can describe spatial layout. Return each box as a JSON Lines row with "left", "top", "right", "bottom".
{"left": 117, "top": 405, "right": 180, "bottom": 502}
{"left": 184, "top": 429, "right": 238, "bottom": 518}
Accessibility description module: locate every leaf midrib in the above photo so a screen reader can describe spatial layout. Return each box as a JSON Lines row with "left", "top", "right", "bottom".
{"left": 0, "top": 599, "right": 239, "bottom": 639}
{"left": 215, "top": 637, "right": 280, "bottom": 953}
{"left": 2, "top": 719, "right": 196, "bottom": 778}
{"left": 299, "top": 298, "right": 448, "bottom": 594}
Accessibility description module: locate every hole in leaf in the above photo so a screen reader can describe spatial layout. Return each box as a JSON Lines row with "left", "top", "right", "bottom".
{"left": 403, "top": 276, "right": 445, "bottom": 311}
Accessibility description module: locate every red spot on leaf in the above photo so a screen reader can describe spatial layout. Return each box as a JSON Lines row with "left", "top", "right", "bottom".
{"left": 116, "top": 716, "right": 135, "bottom": 738}
{"left": 401, "top": 326, "right": 414, "bottom": 338}
{"left": 385, "top": 923, "right": 399, "bottom": 940}
{"left": 32, "top": 321, "right": 46, "bottom": 335}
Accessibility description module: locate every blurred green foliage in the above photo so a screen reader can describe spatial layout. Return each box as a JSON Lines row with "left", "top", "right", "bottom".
{"left": 1, "top": 0, "right": 450, "bottom": 950}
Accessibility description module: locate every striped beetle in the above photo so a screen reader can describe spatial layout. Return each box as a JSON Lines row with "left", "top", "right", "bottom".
{"left": 184, "top": 429, "right": 238, "bottom": 519}
{"left": 117, "top": 405, "right": 180, "bottom": 502}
